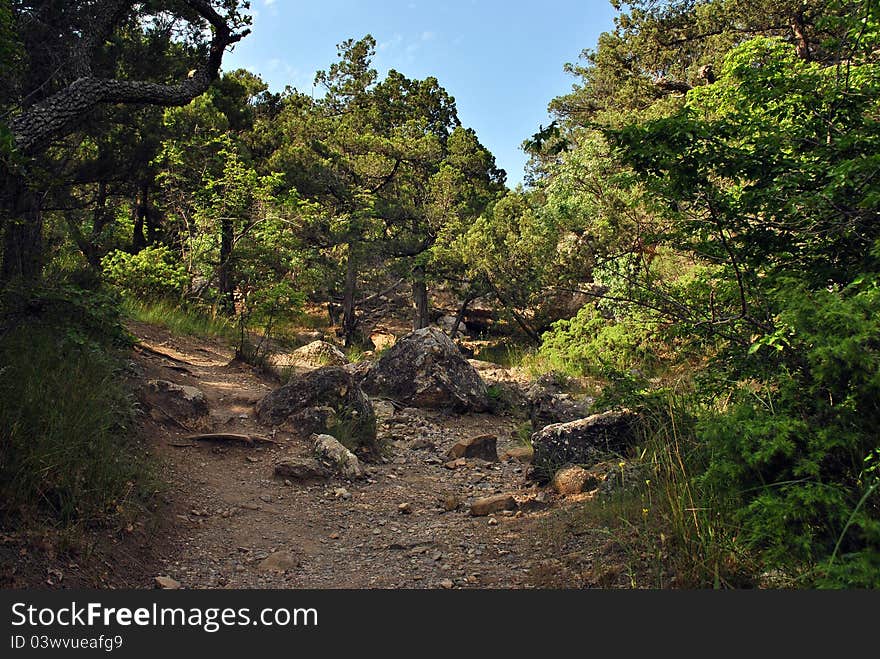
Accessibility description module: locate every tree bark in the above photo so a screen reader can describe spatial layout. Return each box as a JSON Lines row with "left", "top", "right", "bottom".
{"left": 1, "top": 180, "right": 44, "bottom": 284}
{"left": 218, "top": 217, "right": 235, "bottom": 313}
{"left": 411, "top": 263, "right": 429, "bottom": 330}
{"left": 8, "top": 1, "right": 249, "bottom": 156}
{"left": 449, "top": 293, "right": 475, "bottom": 340}
{"left": 342, "top": 241, "right": 359, "bottom": 348}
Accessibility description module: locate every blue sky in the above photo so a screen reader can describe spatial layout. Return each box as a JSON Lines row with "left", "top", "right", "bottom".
{"left": 222, "top": 1, "right": 619, "bottom": 187}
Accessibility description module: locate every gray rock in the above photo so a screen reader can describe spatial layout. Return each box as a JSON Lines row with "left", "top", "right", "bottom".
{"left": 362, "top": 327, "right": 489, "bottom": 412}
{"left": 141, "top": 380, "right": 208, "bottom": 421}
{"left": 527, "top": 374, "right": 593, "bottom": 429}
{"left": 274, "top": 458, "right": 332, "bottom": 482}
{"left": 530, "top": 409, "right": 641, "bottom": 482}
{"left": 256, "top": 367, "right": 378, "bottom": 457}
{"left": 312, "top": 433, "right": 364, "bottom": 480}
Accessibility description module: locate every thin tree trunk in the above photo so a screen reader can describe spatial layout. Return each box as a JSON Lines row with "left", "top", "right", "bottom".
{"left": 132, "top": 180, "right": 148, "bottom": 252}
{"left": 412, "top": 263, "right": 429, "bottom": 330}
{"left": 342, "top": 241, "right": 359, "bottom": 348}
{"left": 218, "top": 217, "right": 234, "bottom": 313}
{"left": 449, "top": 293, "right": 475, "bottom": 340}
{"left": 1, "top": 179, "right": 44, "bottom": 284}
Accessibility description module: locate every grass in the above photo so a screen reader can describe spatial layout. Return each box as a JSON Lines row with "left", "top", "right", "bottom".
{"left": 0, "top": 325, "right": 156, "bottom": 527}
{"left": 122, "top": 298, "right": 236, "bottom": 341}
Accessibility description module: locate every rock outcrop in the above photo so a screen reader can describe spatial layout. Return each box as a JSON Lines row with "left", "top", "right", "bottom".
{"left": 256, "top": 366, "right": 378, "bottom": 456}
{"left": 362, "top": 327, "right": 489, "bottom": 412}
{"left": 530, "top": 409, "right": 641, "bottom": 482}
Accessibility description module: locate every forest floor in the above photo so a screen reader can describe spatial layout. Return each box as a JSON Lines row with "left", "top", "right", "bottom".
{"left": 1, "top": 320, "right": 637, "bottom": 590}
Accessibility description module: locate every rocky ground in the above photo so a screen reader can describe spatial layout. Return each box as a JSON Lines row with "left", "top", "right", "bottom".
{"left": 1, "top": 320, "right": 641, "bottom": 590}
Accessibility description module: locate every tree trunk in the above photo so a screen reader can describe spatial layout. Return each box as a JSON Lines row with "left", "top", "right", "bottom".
{"left": 132, "top": 180, "right": 148, "bottom": 252}
{"left": 1, "top": 179, "right": 44, "bottom": 284}
{"left": 218, "top": 217, "right": 235, "bottom": 313}
{"left": 412, "top": 263, "right": 429, "bottom": 330}
{"left": 342, "top": 241, "right": 359, "bottom": 348}
{"left": 790, "top": 12, "right": 811, "bottom": 61}
{"left": 449, "top": 293, "right": 475, "bottom": 340}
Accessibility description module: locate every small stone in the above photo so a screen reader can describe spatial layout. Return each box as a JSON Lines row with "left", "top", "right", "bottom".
{"left": 552, "top": 465, "right": 599, "bottom": 496}
{"left": 259, "top": 550, "right": 299, "bottom": 572}
{"left": 329, "top": 532, "right": 340, "bottom": 540}
{"left": 470, "top": 494, "right": 517, "bottom": 517}
{"left": 439, "top": 579, "right": 454, "bottom": 589}
{"left": 447, "top": 434, "right": 498, "bottom": 462}
{"left": 333, "top": 487, "right": 352, "bottom": 500}
{"left": 444, "top": 458, "right": 467, "bottom": 470}
{"left": 488, "top": 517, "right": 499, "bottom": 526}
{"left": 246, "top": 456, "right": 260, "bottom": 463}
{"left": 398, "top": 502, "right": 412, "bottom": 514}
{"left": 154, "top": 576, "right": 180, "bottom": 590}
{"left": 439, "top": 494, "right": 460, "bottom": 512}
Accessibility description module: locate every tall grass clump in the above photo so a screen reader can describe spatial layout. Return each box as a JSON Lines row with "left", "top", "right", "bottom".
{"left": 1, "top": 283, "right": 154, "bottom": 527}
{"left": 123, "top": 297, "right": 235, "bottom": 341}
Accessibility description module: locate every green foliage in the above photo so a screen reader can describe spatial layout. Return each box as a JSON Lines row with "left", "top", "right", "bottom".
{"left": 122, "top": 298, "right": 235, "bottom": 341}
{"left": 540, "top": 303, "right": 660, "bottom": 378}
{"left": 102, "top": 246, "right": 188, "bottom": 301}
{"left": 696, "top": 276, "right": 880, "bottom": 585}
{"left": 0, "top": 284, "right": 151, "bottom": 526}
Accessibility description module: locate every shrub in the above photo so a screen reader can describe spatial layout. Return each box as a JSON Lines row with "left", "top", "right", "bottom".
{"left": 102, "top": 245, "right": 188, "bottom": 301}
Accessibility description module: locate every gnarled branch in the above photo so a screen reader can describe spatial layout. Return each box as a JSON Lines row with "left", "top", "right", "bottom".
{"left": 9, "top": 0, "right": 250, "bottom": 155}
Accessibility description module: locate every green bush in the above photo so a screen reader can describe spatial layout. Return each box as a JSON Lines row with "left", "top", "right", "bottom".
{"left": 698, "top": 277, "right": 880, "bottom": 587}
{"left": 102, "top": 245, "right": 188, "bottom": 301}
{"left": 539, "top": 303, "right": 660, "bottom": 377}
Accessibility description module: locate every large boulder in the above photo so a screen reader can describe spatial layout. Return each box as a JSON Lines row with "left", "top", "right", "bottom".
{"left": 256, "top": 367, "right": 378, "bottom": 456}
{"left": 362, "top": 327, "right": 489, "bottom": 412}
{"left": 529, "top": 409, "right": 641, "bottom": 482}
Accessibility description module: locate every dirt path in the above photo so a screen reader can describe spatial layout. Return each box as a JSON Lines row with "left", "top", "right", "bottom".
{"left": 130, "top": 322, "right": 609, "bottom": 589}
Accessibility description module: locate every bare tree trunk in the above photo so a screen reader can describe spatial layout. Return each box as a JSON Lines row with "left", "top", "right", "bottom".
{"left": 1, "top": 179, "right": 43, "bottom": 284}
{"left": 790, "top": 11, "right": 811, "bottom": 61}
{"left": 412, "top": 263, "right": 429, "bottom": 330}
{"left": 449, "top": 293, "right": 475, "bottom": 340}
{"left": 342, "top": 241, "right": 359, "bottom": 348}
{"left": 218, "top": 217, "right": 234, "bottom": 313}
{"left": 132, "top": 180, "right": 148, "bottom": 252}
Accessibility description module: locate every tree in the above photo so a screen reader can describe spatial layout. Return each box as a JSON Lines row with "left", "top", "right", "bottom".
{"left": 0, "top": 0, "right": 251, "bottom": 282}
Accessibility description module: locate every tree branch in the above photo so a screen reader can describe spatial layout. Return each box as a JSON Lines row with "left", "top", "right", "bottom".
{"left": 9, "top": 0, "right": 250, "bottom": 155}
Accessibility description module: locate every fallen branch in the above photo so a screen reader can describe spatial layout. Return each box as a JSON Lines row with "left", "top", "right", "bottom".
{"left": 185, "top": 433, "right": 279, "bottom": 446}
{"left": 134, "top": 342, "right": 195, "bottom": 366}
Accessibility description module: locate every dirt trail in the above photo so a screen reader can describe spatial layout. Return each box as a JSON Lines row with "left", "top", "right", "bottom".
{"left": 131, "top": 321, "right": 607, "bottom": 589}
